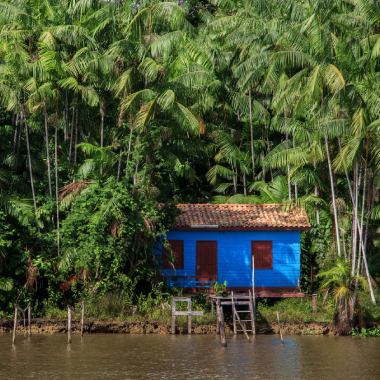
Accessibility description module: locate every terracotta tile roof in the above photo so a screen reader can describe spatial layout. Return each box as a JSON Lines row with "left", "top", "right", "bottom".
{"left": 174, "top": 204, "right": 310, "bottom": 229}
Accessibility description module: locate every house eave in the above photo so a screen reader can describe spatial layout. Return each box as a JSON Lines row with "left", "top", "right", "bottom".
{"left": 172, "top": 226, "right": 311, "bottom": 231}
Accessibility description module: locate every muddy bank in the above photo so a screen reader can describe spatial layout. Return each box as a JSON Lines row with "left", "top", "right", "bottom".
{"left": 0, "top": 318, "right": 354, "bottom": 335}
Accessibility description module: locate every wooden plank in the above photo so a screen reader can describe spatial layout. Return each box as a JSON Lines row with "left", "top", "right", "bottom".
{"left": 220, "top": 301, "right": 251, "bottom": 306}
{"left": 257, "top": 292, "right": 305, "bottom": 298}
{"left": 173, "top": 297, "right": 192, "bottom": 302}
{"left": 173, "top": 311, "right": 204, "bottom": 316}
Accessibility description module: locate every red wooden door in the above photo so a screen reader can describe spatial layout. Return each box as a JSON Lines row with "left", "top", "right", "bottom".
{"left": 196, "top": 241, "right": 217, "bottom": 283}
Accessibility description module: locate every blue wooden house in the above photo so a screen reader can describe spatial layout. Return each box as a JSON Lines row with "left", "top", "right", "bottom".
{"left": 159, "top": 204, "right": 310, "bottom": 296}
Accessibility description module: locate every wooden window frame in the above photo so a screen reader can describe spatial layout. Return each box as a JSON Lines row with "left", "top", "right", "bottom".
{"left": 163, "top": 240, "right": 184, "bottom": 269}
{"left": 251, "top": 241, "right": 273, "bottom": 270}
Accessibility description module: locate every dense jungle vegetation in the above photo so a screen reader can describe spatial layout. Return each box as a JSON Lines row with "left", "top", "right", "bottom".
{"left": 1, "top": 0, "right": 380, "bottom": 323}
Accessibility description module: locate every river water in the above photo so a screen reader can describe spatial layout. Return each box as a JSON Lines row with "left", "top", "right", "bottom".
{"left": 0, "top": 333, "right": 379, "bottom": 379}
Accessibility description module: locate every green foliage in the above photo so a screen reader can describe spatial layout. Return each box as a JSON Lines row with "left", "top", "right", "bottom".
{"left": 211, "top": 280, "right": 227, "bottom": 296}
{"left": 351, "top": 326, "right": 380, "bottom": 337}
{"left": 0, "top": 0, "right": 380, "bottom": 318}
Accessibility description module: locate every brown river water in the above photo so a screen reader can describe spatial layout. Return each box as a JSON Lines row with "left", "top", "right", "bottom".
{"left": 0, "top": 333, "right": 380, "bottom": 379}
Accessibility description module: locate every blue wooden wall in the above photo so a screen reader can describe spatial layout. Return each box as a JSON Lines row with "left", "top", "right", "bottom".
{"left": 157, "top": 230, "right": 301, "bottom": 289}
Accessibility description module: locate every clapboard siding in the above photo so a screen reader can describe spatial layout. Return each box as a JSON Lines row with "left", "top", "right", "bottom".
{"left": 158, "top": 230, "right": 301, "bottom": 289}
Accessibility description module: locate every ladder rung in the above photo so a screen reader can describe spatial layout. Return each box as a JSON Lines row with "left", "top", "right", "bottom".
{"left": 237, "top": 329, "right": 253, "bottom": 332}
{"left": 240, "top": 319, "right": 251, "bottom": 322}
{"left": 237, "top": 310, "right": 250, "bottom": 312}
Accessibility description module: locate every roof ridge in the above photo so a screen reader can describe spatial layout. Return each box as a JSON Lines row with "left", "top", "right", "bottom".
{"left": 172, "top": 203, "right": 310, "bottom": 229}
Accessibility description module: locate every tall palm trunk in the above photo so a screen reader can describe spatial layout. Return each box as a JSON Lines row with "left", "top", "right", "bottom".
{"left": 44, "top": 104, "right": 53, "bottom": 197}
{"left": 24, "top": 115, "right": 37, "bottom": 213}
{"left": 117, "top": 149, "right": 123, "bottom": 182}
{"left": 293, "top": 135, "right": 297, "bottom": 199}
{"left": 125, "top": 116, "right": 133, "bottom": 175}
{"left": 100, "top": 97, "right": 105, "bottom": 176}
{"left": 324, "top": 133, "right": 341, "bottom": 257}
{"left": 55, "top": 92, "right": 60, "bottom": 257}
{"left": 13, "top": 110, "right": 18, "bottom": 153}
{"left": 284, "top": 111, "right": 291, "bottom": 200}
{"left": 17, "top": 106, "right": 23, "bottom": 155}
{"left": 74, "top": 93, "right": 79, "bottom": 167}
{"left": 286, "top": 132, "right": 291, "bottom": 201}
{"left": 64, "top": 90, "right": 69, "bottom": 141}
{"left": 68, "top": 99, "right": 75, "bottom": 164}
{"left": 249, "top": 90, "right": 255, "bottom": 182}
{"left": 314, "top": 161, "right": 320, "bottom": 224}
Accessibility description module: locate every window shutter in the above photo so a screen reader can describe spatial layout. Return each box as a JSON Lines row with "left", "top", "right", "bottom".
{"left": 251, "top": 241, "right": 272, "bottom": 270}
{"left": 163, "top": 240, "right": 184, "bottom": 269}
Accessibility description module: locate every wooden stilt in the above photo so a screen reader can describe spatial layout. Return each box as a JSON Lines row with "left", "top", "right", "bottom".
{"left": 231, "top": 291, "right": 237, "bottom": 335}
{"left": 249, "top": 290, "right": 255, "bottom": 335}
{"left": 252, "top": 255, "right": 256, "bottom": 335}
{"left": 312, "top": 294, "right": 318, "bottom": 315}
{"left": 23, "top": 307, "right": 26, "bottom": 335}
{"left": 216, "top": 300, "right": 220, "bottom": 334}
{"left": 12, "top": 305, "right": 17, "bottom": 344}
{"left": 81, "top": 301, "right": 85, "bottom": 337}
{"left": 28, "top": 303, "right": 31, "bottom": 336}
{"left": 171, "top": 299, "right": 176, "bottom": 334}
{"left": 217, "top": 299, "right": 227, "bottom": 347}
{"left": 68, "top": 306, "right": 72, "bottom": 344}
{"left": 187, "top": 299, "right": 192, "bottom": 334}
{"left": 277, "top": 311, "right": 283, "bottom": 342}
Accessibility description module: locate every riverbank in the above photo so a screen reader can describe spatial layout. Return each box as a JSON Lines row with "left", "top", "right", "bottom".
{"left": 2, "top": 318, "right": 374, "bottom": 335}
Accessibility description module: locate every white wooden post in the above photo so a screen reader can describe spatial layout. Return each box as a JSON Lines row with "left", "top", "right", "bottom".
{"left": 12, "top": 305, "right": 17, "bottom": 344}
{"left": 68, "top": 306, "right": 72, "bottom": 343}
{"left": 252, "top": 254, "right": 256, "bottom": 334}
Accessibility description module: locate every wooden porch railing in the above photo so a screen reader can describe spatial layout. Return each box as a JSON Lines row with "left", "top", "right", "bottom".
{"left": 165, "top": 276, "right": 217, "bottom": 288}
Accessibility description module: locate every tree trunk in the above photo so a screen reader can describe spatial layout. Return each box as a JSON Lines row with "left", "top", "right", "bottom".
{"left": 232, "top": 166, "right": 237, "bottom": 193}
{"left": 324, "top": 133, "right": 341, "bottom": 257}
{"left": 100, "top": 97, "right": 105, "bottom": 176}
{"left": 13, "top": 110, "right": 18, "bottom": 153}
{"left": 248, "top": 90, "right": 255, "bottom": 182}
{"left": 64, "top": 90, "right": 69, "bottom": 141}
{"left": 24, "top": 118, "right": 37, "bottom": 213}
{"left": 17, "top": 107, "right": 23, "bottom": 155}
{"left": 314, "top": 161, "right": 320, "bottom": 224}
{"left": 117, "top": 149, "right": 123, "bottom": 182}
{"left": 243, "top": 171, "right": 247, "bottom": 196}
{"left": 74, "top": 93, "right": 79, "bottom": 167}
{"left": 68, "top": 100, "right": 75, "bottom": 164}
{"left": 55, "top": 94, "right": 60, "bottom": 257}
{"left": 125, "top": 120, "right": 133, "bottom": 175}
{"left": 286, "top": 132, "right": 291, "bottom": 201}
{"left": 293, "top": 134, "right": 297, "bottom": 199}
{"left": 44, "top": 104, "right": 53, "bottom": 197}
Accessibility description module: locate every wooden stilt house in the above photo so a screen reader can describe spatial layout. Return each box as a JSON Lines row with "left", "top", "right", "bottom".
{"left": 159, "top": 204, "right": 310, "bottom": 297}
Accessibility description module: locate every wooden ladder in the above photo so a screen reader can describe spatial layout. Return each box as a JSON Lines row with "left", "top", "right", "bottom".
{"left": 231, "top": 291, "right": 255, "bottom": 340}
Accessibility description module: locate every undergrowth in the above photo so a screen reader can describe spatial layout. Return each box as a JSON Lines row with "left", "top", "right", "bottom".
{"left": 23, "top": 289, "right": 380, "bottom": 327}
